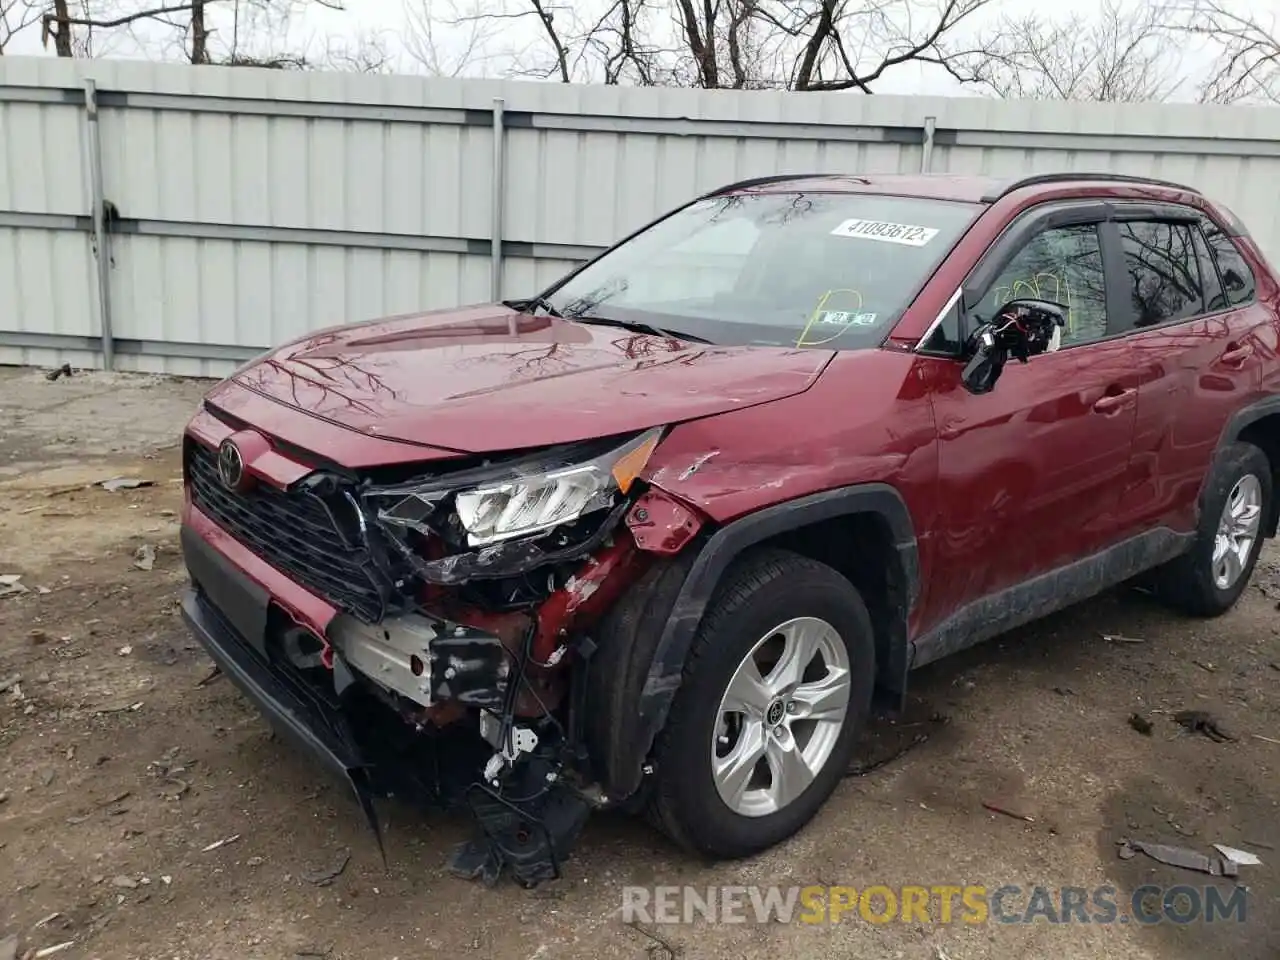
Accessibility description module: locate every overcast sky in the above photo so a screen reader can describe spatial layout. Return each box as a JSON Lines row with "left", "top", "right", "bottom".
{"left": 1, "top": 0, "right": 1263, "bottom": 99}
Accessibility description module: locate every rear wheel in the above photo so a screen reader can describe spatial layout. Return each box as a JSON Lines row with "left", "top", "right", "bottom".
{"left": 1155, "top": 441, "right": 1271, "bottom": 616}
{"left": 647, "top": 549, "right": 875, "bottom": 859}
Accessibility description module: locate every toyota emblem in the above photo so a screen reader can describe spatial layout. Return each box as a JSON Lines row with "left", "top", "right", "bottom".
{"left": 217, "top": 438, "right": 245, "bottom": 490}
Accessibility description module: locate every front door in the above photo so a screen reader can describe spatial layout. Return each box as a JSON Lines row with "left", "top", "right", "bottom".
{"left": 922, "top": 218, "right": 1140, "bottom": 625}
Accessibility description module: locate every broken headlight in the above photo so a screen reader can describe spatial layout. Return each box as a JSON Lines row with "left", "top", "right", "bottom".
{"left": 455, "top": 428, "right": 661, "bottom": 545}
{"left": 372, "top": 427, "right": 663, "bottom": 549}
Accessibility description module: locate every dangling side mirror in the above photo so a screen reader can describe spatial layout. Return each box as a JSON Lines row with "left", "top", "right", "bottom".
{"left": 960, "top": 299, "right": 1067, "bottom": 395}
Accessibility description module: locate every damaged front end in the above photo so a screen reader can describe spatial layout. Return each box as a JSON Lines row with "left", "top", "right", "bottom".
{"left": 278, "top": 427, "right": 701, "bottom": 885}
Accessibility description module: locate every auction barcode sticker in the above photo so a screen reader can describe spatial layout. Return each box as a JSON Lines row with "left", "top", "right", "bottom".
{"left": 830, "top": 218, "right": 939, "bottom": 246}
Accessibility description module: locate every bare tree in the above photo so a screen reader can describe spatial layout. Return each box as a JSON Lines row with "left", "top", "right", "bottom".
{"left": 37, "top": 0, "right": 346, "bottom": 65}
{"left": 408, "top": 0, "right": 1004, "bottom": 91}
{"left": 1166, "top": 0, "right": 1280, "bottom": 103}
{"left": 0, "top": 0, "right": 42, "bottom": 53}
{"left": 972, "top": 0, "right": 1182, "bottom": 102}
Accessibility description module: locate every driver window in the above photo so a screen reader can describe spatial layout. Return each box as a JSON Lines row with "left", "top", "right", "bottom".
{"left": 981, "top": 224, "right": 1108, "bottom": 349}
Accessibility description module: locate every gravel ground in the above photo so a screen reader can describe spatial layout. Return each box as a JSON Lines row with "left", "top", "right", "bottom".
{"left": 0, "top": 366, "right": 1277, "bottom": 960}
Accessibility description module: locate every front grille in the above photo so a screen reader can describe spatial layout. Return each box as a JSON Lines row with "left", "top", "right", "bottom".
{"left": 186, "top": 441, "right": 386, "bottom": 622}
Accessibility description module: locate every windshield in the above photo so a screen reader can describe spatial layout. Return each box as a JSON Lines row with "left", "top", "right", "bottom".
{"left": 542, "top": 191, "right": 981, "bottom": 349}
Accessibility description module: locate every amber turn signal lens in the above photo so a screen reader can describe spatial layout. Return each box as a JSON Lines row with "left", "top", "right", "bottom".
{"left": 610, "top": 429, "right": 662, "bottom": 495}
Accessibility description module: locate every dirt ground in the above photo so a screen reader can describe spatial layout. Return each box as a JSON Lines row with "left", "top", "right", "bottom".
{"left": 0, "top": 366, "right": 1277, "bottom": 960}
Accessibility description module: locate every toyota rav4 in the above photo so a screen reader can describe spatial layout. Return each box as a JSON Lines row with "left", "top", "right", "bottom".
{"left": 179, "top": 171, "right": 1280, "bottom": 884}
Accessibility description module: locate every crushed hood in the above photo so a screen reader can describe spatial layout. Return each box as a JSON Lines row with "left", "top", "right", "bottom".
{"left": 229, "top": 304, "right": 834, "bottom": 453}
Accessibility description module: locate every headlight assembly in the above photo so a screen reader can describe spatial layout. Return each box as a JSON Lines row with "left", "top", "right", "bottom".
{"left": 370, "top": 427, "right": 664, "bottom": 550}
{"left": 454, "top": 428, "right": 662, "bottom": 545}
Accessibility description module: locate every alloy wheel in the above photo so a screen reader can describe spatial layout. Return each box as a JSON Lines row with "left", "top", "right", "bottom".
{"left": 711, "top": 616, "right": 851, "bottom": 817}
{"left": 1213, "top": 473, "right": 1263, "bottom": 589}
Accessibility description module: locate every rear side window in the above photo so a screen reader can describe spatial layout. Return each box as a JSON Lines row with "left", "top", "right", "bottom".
{"left": 1201, "top": 217, "right": 1256, "bottom": 308}
{"left": 1117, "top": 221, "right": 1205, "bottom": 327}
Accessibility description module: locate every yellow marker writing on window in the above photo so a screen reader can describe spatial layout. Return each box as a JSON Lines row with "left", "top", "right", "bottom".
{"left": 795, "top": 289, "right": 864, "bottom": 347}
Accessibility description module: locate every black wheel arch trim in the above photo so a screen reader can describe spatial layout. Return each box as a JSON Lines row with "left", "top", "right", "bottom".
{"left": 1222, "top": 393, "right": 1280, "bottom": 535}
{"left": 624, "top": 482, "right": 919, "bottom": 798}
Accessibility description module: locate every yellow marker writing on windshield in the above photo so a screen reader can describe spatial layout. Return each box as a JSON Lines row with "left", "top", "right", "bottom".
{"left": 796, "top": 289, "right": 864, "bottom": 347}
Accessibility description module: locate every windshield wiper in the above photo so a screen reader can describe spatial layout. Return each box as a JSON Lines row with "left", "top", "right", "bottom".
{"left": 571, "top": 314, "right": 712, "bottom": 344}
{"left": 503, "top": 296, "right": 562, "bottom": 318}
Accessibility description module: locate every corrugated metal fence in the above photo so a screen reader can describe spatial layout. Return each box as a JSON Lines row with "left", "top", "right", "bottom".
{"left": 3, "top": 56, "right": 1280, "bottom": 376}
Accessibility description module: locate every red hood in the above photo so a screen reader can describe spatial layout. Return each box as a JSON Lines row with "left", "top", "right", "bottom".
{"left": 229, "top": 305, "right": 833, "bottom": 453}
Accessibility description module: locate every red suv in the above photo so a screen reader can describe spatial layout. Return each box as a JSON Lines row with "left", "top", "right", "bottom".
{"left": 180, "top": 172, "right": 1280, "bottom": 884}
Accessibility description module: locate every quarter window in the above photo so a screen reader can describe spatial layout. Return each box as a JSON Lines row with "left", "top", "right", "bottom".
{"left": 980, "top": 224, "right": 1109, "bottom": 347}
{"left": 1117, "top": 221, "right": 1205, "bottom": 327}
{"left": 1201, "top": 218, "right": 1256, "bottom": 308}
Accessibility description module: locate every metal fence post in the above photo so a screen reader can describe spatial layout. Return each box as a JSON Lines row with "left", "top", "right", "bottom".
{"left": 84, "top": 77, "right": 114, "bottom": 370}
{"left": 491, "top": 97, "right": 506, "bottom": 309}
{"left": 921, "top": 116, "right": 937, "bottom": 174}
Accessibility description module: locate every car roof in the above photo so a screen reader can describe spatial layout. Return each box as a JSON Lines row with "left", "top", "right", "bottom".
{"left": 713, "top": 172, "right": 1204, "bottom": 205}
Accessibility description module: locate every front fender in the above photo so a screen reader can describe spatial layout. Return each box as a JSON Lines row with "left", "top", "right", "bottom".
{"left": 598, "top": 483, "right": 920, "bottom": 801}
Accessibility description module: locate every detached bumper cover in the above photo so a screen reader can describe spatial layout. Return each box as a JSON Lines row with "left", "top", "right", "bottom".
{"left": 180, "top": 586, "right": 363, "bottom": 783}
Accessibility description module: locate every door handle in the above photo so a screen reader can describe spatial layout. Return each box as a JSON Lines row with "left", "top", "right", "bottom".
{"left": 1093, "top": 387, "right": 1136, "bottom": 413}
{"left": 1221, "top": 343, "right": 1253, "bottom": 367}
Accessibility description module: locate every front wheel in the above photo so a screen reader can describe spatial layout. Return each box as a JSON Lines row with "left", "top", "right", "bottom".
{"left": 1155, "top": 441, "right": 1272, "bottom": 616}
{"left": 647, "top": 549, "right": 875, "bottom": 859}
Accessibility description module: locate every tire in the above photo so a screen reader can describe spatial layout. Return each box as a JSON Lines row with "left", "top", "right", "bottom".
{"left": 1155, "top": 440, "right": 1272, "bottom": 617}
{"left": 647, "top": 548, "right": 876, "bottom": 859}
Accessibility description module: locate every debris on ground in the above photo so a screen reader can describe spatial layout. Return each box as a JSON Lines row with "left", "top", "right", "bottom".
{"left": 0, "top": 674, "right": 20, "bottom": 695}
{"left": 626, "top": 922, "right": 678, "bottom": 960}
{"left": 118, "top": 645, "right": 133, "bottom": 657}
{"left": 1117, "top": 839, "right": 1243, "bottom": 876}
{"left": 1128, "top": 713, "right": 1153, "bottom": 736}
{"left": 33, "top": 942, "right": 74, "bottom": 958}
{"left": 1252, "top": 734, "right": 1280, "bottom": 745}
{"left": 100, "top": 477, "right": 155, "bottom": 493}
{"left": 45, "top": 363, "right": 73, "bottom": 382}
{"left": 982, "top": 800, "right": 1035, "bottom": 823}
{"left": 132, "top": 545, "right": 156, "bottom": 571}
{"left": 1214, "top": 843, "right": 1263, "bottom": 867}
{"left": 1173, "top": 709, "right": 1237, "bottom": 742}
{"left": 0, "top": 575, "right": 28, "bottom": 599}
{"left": 195, "top": 665, "right": 222, "bottom": 688}
{"left": 201, "top": 834, "right": 240, "bottom": 853}
{"left": 302, "top": 850, "right": 351, "bottom": 886}
{"left": 112, "top": 876, "right": 139, "bottom": 889}
{"left": 1052, "top": 686, "right": 1076, "bottom": 696}
{"left": 846, "top": 699, "right": 948, "bottom": 777}
{"left": 32, "top": 913, "right": 60, "bottom": 931}
{"left": 1192, "top": 660, "right": 1217, "bottom": 673}
{"left": 1102, "top": 633, "right": 1146, "bottom": 644}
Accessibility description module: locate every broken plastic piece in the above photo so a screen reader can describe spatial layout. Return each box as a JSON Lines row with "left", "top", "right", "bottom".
{"left": 1213, "top": 843, "right": 1263, "bottom": 866}
{"left": 1117, "top": 839, "right": 1235, "bottom": 876}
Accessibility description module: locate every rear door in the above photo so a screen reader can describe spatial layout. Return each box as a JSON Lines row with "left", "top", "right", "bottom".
{"left": 1109, "top": 208, "right": 1272, "bottom": 535}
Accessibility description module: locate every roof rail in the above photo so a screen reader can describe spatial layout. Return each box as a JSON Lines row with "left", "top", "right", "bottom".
{"left": 699, "top": 173, "right": 851, "bottom": 199}
{"left": 982, "top": 172, "right": 1203, "bottom": 203}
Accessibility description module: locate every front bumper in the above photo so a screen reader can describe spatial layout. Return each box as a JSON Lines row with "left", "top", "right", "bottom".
{"left": 181, "top": 586, "right": 364, "bottom": 785}
{"left": 179, "top": 518, "right": 372, "bottom": 803}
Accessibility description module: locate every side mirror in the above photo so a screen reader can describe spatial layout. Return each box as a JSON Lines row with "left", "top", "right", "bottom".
{"left": 961, "top": 298, "right": 1067, "bottom": 395}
